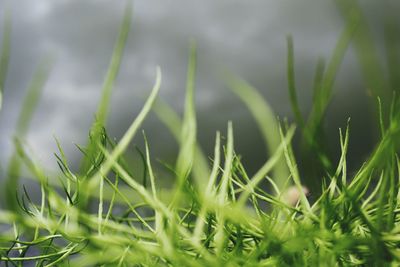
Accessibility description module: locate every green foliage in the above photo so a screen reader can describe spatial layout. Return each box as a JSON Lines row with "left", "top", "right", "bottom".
{"left": 79, "top": 1, "right": 132, "bottom": 209}
{"left": 2, "top": 2, "right": 400, "bottom": 266}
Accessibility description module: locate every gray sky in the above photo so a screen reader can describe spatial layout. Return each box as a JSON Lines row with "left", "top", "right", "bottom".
{"left": 0, "top": 0, "right": 393, "bottom": 174}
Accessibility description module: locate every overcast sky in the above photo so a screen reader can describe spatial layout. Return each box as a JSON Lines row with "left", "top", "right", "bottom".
{"left": 0, "top": 0, "right": 396, "bottom": 175}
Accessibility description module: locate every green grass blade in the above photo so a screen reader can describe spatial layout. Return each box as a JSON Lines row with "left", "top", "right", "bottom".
{"left": 298, "top": 15, "right": 358, "bottom": 188}
{"left": 87, "top": 67, "right": 161, "bottom": 193}
{"left": 311, "top": 59, "right": 325, "bottom": 105}
{"left": 349, "top": 119, "right": 400, "bottom": 194}
{"left": 15, "top": 61, "right": 52, "bottom": 135}
{"left": 5, "top": 59, "right": 52, "bottom": 211}
{"left": 205, "top": 132, "right": 221, "bottom": 195}
{"left": 336, "top": 0, "right": 390, "bottom": 112}
{"left": 226, "top": 75, "right": 289, "bottom": 189}
{"left": 153, "top": 100, "right": 182, "bottom": 140}
{"left": 237, "top": 125, "right": 296, "bottom": 207}
{"left": 192, "top": 131, "right": 221, "bottom": 244}
{"left": 214, "top": 122, "right": 234, "bottom": 254}
{"left": 143, "top": 131, "right": 157, "bottom": 197}
{"left": 306, "top": 13, "right": 358, "bottom": 136}
{"left": 286, "top": 35, "right": 304, "bottom": 128}
{"left": 279, "top": 125, "right": 313, "bottom": 214}
{"left": 0, "top": 11, "right": 11, "bottom": 111}
{"left": 338, "top": 122, "right": 349, "bottom": 186}
{"left": 153, "top": 99, "right": 210, "bottom": 192}
{"left": 215, "top": 122, "right": 234, "bottom": 257}
{"left": 81, "top": 2, "right": 132, "bottom": 173}
{"left": 217, "top": 122, "right": 234, "bottom": 203}
{"left": 95, "top": 2, "right": 132, "bottom": 126}
{"left": 175, "top": 42, "right": 197, "bottom": 186}
{"left": 377, "top": 97, "right": 385, "bottom": 138}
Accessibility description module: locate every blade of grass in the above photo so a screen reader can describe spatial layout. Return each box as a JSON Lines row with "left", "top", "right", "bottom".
{"left": 226, "top": 75, "right": 289, "bottom": 190}
{"left": 299, "top": 14, "right": 359, "bottom": 191}
{"left": 236, "top": 125, "right": 296, "bottom": 208}
{"left": 87, "top": 66, "right": 161, "bottom": 194}
{"left": 279, "top": 125, "right": 313, "bottom": 215}
{"left": 80, "top": 1, "right": 132, "bottom": 174}
{"left": 0, "top": 10, "right": 11, "bottom": 111}
{"left": 286, "top": 35, "right": 304, "bottom": 129}
{"left": 5, "top": 59, "right": 52, "bottom": 211}
{"left": 152, "top": 99, "right": 210, "bottom": 193}
{"left": 215, "top": 122, "right": 234, "bottom": 255}
{"left": 175, "top": 41, "right": 197, "bottom": 186}
{"left": 349, "top": 118, "right": 400, "bottom": 194}
{"left": 336, "top": 0, "right": 390, "bottom": 113}
{"left": 192, "top": 132, "right": 221, "bottom": 244}
{"left": 217, "top": 122, "right": 234, "bottom": 203}
{"left": 306, "top": 11, "right": 358, "bottom": 137}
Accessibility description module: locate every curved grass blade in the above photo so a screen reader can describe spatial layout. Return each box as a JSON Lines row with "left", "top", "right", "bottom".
{"left": 153, "top": 99, "right": 210, "bottom": 192}
{"left": 86, "top": 67, "right": 161, "bottom": 194}
{"left": 226, "top": 75, "right": 289, "bottom": 190}
{"left": 81, "top": 1, "right": 133, "bottom": 174}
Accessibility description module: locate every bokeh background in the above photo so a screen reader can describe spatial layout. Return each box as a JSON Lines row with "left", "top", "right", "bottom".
{"left": 0, "top": 0, "right": 398, "bottom": 184}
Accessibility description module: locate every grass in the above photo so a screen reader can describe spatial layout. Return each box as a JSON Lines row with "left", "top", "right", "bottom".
{"left": 1, "top": 1, "right": 400, "bottom": 266}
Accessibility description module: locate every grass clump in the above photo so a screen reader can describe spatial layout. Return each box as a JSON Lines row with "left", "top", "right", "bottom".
{"left": 2, "top": 2, "right": 400, "bottom": 266}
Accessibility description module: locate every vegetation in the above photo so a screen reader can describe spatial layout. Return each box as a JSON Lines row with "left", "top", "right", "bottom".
{"left": 1, "top": 1, "right": 400, "bottom": 266}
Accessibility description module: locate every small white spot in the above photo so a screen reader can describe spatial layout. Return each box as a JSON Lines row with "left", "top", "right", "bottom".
{"left": 283, "top": 185, "right": 309, "bottom": 206}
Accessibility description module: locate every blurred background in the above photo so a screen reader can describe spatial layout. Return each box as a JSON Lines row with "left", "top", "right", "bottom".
{"left": 0, "top": 0, "right": 399, "bottom": 189}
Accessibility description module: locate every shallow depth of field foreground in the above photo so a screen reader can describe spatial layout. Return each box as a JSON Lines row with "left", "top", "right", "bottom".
{"left": 2, "top": 1, "right": 400, "bottom": 266}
